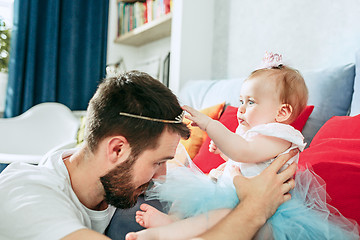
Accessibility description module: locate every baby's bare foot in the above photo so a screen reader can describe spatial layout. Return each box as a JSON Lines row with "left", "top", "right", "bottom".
{"left": 136, "top": 203, "right": 175, "bottom": 228}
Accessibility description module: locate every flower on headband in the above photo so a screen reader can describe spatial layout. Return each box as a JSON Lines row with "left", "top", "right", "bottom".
{"left": 262, "top": 51, "right": 283, "bottom": 69}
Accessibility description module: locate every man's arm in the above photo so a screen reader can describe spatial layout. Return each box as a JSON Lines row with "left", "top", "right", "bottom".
{"left": 194, "top": 149, "right": 298, "bottom": 240}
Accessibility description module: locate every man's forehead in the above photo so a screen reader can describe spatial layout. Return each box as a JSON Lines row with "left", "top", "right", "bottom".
{"left": 138, "top": 130, "right": 180, "bottom": 159}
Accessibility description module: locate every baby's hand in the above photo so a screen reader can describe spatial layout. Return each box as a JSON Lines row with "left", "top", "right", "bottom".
{"left": 209, "top": 140, "right": 221, "bottom": 154}
{"left": 208, "top": 162, "right": 226, "bottom": 181}
{"left": 182, "top": 105, "right": 212, "bottom": 131}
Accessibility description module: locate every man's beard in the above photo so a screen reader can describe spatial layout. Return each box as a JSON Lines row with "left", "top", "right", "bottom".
{"left": 100, "top": 154, "right": 150, "bottom": 209}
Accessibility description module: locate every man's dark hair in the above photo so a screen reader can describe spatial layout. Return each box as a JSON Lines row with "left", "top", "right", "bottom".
{"left": 85, "top": 71, "right": 190, "bottom": 158}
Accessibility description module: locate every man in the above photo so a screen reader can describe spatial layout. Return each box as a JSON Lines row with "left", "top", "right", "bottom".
{"left": 0, "top": 71, "right": 296, "bottom": 240}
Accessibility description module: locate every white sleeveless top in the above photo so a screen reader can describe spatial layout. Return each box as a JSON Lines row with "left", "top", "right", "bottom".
{"left": 221, "top": 123, "right": 306, "bottom": 179}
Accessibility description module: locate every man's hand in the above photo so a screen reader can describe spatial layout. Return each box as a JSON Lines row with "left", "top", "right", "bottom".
{"left": 232, "top": 149, "right": 298, "bottom": 220}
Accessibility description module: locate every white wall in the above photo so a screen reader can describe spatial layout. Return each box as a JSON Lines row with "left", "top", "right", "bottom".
{"left": 169, "top": 0, "right": 215, "bottom": 94}
{"left": 226, "top": 0, "right": 360, "bottom": 77}
{"left": 171, "top": 0, "right": 360, "bottom": 92}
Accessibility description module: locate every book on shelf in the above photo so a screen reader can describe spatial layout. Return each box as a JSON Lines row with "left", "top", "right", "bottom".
{"left": 117, "top": 0, "right": 172, "bottom": 37}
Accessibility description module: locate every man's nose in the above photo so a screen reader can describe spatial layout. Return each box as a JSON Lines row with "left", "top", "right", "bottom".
{"left": 153, "top": 163, "right": 167, "bottom": 179}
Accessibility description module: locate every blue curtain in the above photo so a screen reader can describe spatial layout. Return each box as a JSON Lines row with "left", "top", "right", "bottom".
{"left": 4, "top": 0, "right": 109, "bottom": 117}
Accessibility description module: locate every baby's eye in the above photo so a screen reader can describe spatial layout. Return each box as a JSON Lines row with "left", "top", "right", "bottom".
{"left": 239, "top": 99, "right": 244, "bottom": 105}
{"left": 249, "top": 100, "right": 255, "bottom": 105}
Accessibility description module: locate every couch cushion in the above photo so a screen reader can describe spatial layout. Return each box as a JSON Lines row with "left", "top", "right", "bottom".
{"left": 299, "top": 115, "right": 360, "bottom": 224}
{"left": 350, "top": 50, "right": 360, "bottom": 116}
{"left": 301, "top": 63, "right": 355, "bottom": 145}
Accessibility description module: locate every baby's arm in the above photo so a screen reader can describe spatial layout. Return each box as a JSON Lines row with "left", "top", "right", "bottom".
{"left": 183, "top": 105, "right": 290, "bottom": 163}
{"left": 207, "top": 120, "right": 291, "bottom": 163}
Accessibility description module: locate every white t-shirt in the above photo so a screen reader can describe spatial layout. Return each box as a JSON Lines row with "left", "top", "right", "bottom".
{"left": 0, "top": 149, "right": 116, "bottom": 240}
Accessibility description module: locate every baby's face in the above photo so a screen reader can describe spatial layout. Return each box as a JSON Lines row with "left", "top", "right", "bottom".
{"left": 237, "top": 76, "right": 282, "bottom": 131}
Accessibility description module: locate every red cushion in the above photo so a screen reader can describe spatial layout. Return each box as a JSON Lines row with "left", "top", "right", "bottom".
{"left": 299, "top": 114, "right": 360, "bottom": 224}
{"left": 310, "top": 114, "right": 360, "bottom": 146}
{"left": 193, "top": 105, "right": 314, "bottom": 173}
{"left": 291, "top": 105, "right": 314, "bottom": 132}
{"left": 193, "top": 106, "right": 238, "bottom": 173}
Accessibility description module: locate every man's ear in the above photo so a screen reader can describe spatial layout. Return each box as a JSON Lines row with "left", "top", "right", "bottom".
{"left": 107, "top": 136, "right": 130, "bottom": 164}
{"left": 276, "top": 104, "right": 293, "bottom": 123}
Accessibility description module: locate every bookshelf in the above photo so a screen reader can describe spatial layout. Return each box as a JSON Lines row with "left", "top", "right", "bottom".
{"left": 115, "top": 13, "right": 171, "bottom": 46}
{"left": 115, "top": 0, "right": 172, "bottom": 46}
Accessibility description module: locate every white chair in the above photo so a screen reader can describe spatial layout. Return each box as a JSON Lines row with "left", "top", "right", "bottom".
{"left": 0, "top": 103, "right": 80, "bottom": 164}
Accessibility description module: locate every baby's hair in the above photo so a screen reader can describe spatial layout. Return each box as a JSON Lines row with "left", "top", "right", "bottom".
{"left": 247, "top": 65, "right": 308, "bottom": 124}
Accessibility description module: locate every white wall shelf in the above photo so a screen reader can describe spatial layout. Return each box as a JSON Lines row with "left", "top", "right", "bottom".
{"left": 114, "top": 13, "right": 172, "bottom": 47}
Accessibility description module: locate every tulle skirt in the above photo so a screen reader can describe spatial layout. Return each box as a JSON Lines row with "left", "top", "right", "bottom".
{"left": 145, "top": 166, "right": 359, "bottom": 240}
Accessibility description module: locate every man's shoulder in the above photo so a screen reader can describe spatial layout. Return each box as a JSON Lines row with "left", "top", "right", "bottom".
{"left": 0, "top": 152, "right": 71, "bottom": 209}
{"left": 1, "top": 156, "right": 68, "bottom": 187}
{"left": 0, "top": 162, "right": 69, "bottom": 204}
{"left": 0, "top": 160, "right": 85, "bottom": 240}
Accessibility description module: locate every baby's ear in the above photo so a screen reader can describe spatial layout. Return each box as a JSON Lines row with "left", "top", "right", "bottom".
{"left": 276, "top": 104, "right": 292, "bottom": 123}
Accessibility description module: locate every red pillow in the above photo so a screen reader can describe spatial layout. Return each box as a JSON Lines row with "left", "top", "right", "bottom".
{"left": 193, "top": 106, "right": 238, "bottom": 173}
{"left": 299, "top": 114, "right": 360, "bottom": 224}
{"left": 193, "top": 105, "right": 314, "bottom": 173}
{"left": 310, "top": 114, "right": 360, "bottom": 146}
{"left": 291, "top": 105, "right": 314, "bottom": 132}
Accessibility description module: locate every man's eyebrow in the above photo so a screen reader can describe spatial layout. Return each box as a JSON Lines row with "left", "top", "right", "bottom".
{"left": 158, "top": 156, "right": 175, "bottom": 161}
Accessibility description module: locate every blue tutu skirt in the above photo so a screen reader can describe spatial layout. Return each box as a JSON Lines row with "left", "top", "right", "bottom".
{"left": 145, "top": 166, "right": 359, "bottom": 240}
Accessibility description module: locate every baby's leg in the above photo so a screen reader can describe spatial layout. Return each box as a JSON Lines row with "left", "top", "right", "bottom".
{"left": 136, "top": 203, "right": 176, "bottom": 228}
{"left": 127, "top": 208, "right": 231, "bottom": 240}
